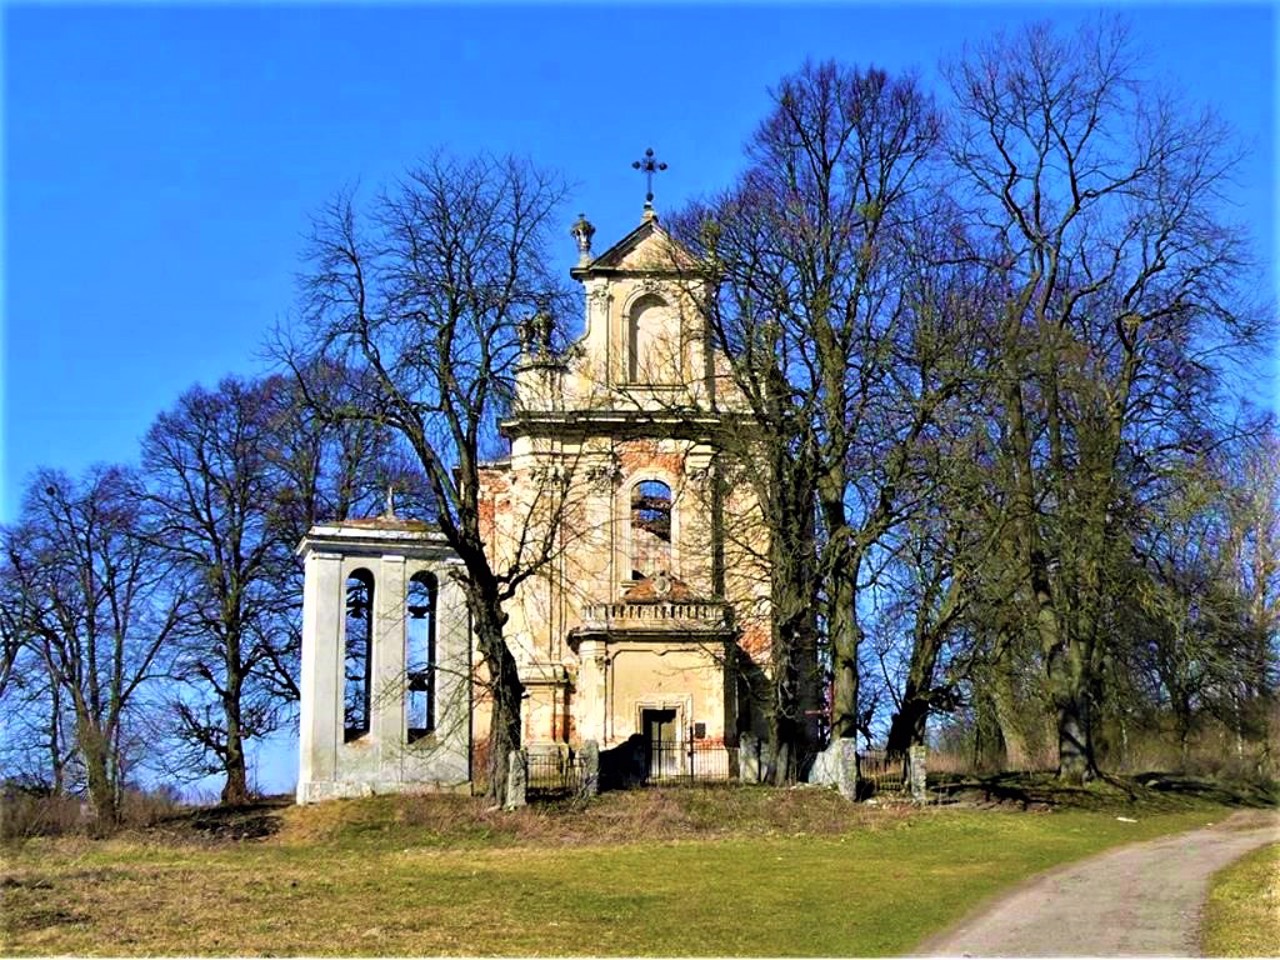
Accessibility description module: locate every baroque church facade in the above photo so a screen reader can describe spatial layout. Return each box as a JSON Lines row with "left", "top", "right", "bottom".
{"left": 296, "top": 201, "right": 772, "bottom": 802}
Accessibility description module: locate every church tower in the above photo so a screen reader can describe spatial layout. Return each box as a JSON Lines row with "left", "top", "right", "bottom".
{"left": 477, "top": 171, "right": 771, "bottom": 765}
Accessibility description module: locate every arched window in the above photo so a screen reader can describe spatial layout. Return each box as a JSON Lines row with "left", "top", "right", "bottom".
{"left": 631, "top": 480, "right": 673, "bottom": 578}
{"left": 628, "top": 294, "right": 676, "bottom": 383}
{"left": 344, "top": 568, "right": 375, "bottom": 741}
{"left": 406, "top": 571, "right": 437, "bottom": 741}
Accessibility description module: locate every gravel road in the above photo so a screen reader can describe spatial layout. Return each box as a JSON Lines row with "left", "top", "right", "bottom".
{"left": 918, "top": 808, "right": 1279, "bottom": 957}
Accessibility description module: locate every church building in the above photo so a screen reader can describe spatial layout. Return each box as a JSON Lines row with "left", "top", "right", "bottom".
{"left": 295, "top": 185, "right": 772, "bottom": 802}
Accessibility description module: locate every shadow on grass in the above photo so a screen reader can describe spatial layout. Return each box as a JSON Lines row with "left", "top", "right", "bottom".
{"left": 928, "top": 771, "right": 1278, "bottom": 811}
{"left": 153, "top": 795, "right": 292, "bottom": 843}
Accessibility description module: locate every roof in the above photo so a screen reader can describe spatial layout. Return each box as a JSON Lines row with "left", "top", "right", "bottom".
{"left": 338, "top": 516, "right": 436, "bottom": 533}
{"left": 571, "top": 214, "right": 697, "bottom": 279}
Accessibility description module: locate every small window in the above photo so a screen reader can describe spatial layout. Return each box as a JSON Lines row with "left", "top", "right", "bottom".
{"left": 406, "top": 572, "right": 437, "bottom": 741}
{"left": 344, "top": 569, "right": 375, "bottom": 741}
{"left": 631, "top": 480, "right": 673, "bottom": 578}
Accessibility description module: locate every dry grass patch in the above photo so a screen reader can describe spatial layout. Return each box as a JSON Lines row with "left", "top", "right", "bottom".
{"left": 272, "top": 785, "right": 908, "bottom": 850}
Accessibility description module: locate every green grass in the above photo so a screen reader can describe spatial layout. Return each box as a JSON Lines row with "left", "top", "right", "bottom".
{"left": 1202, "top": 842, "right": 1280, "bottom": 957}
{"left": 0, "top": 787, "right": 1249, "bottom": 956}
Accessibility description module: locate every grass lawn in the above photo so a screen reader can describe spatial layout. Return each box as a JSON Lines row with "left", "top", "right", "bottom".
{"left": 1202, "top": 842, "right": 1280, "bottom": 957}
{"left": 0, "top": 783, "right": 1261, "bottom": 956}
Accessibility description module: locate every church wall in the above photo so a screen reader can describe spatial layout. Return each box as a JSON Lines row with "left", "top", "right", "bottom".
{"left": 601, "top": 642, "right": 732, "bottom": 747}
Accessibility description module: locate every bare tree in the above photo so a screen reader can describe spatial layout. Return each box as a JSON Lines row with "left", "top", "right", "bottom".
{"left": 3, "top": 467, "right": 185, "bottom": 826}
{"left": 286, "top": 152, "right": 573, "bottom": 801}
{"left": 947, "top": 18, "right": 1270, "bottom": 781}
{"left": 677, "top": 62, "right": 952, "bottom": 770}
{"left": 140, "top": 371, "right": 409, "bottom": 803}
{"left": 140, "top": 376, "right": 300, "bottom": 804}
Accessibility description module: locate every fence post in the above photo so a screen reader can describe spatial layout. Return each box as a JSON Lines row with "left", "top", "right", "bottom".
{"left": 503, "top": 749, "right": 527, "bottom": 810}
{"left": 836, "top": 738, "right": 858, "bottom": 801}
{"left": 581, "top": 740, "right": 600, "bottom": 798}
{"left": 909, "top": 745, "right": 928, "bottom": 803}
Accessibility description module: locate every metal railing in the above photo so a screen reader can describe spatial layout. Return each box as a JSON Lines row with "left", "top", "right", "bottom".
{"left": 858, "top": 749, "right": 907, "bottom": 795}
{"left": 645, "top": 741, "right": 738, "bottom": 782}
{"left": 525, "top": 750, "right": 585, "bottom": 797}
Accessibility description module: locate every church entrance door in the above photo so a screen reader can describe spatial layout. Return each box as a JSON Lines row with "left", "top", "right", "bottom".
{"left": 642, "top": 708, "right": 679, "bottom": 780}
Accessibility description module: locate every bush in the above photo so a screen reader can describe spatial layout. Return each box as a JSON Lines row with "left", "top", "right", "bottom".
{"left": 1, "top": 783, "right": 85, "bottom": 841}
{"left": 1, "top": 781, "right": 188, "bottom": 842}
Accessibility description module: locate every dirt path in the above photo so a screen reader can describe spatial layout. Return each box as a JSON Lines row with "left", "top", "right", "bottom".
{"left": 918, "top": 808, "right": 1279, "bottom": 957}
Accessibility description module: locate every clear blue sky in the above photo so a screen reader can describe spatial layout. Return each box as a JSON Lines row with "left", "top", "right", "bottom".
{"left": 3, "top": 3, "right": 1275, "bottom": 792}
{"left": 4, "top": 4, "right": 1276, "bottom": 524}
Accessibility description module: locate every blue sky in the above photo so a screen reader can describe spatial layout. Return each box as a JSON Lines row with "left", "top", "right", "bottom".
{"left": 4, "top": 3, "right": 1275, "bottom": 792}
{"left": 5, "top": 4, "right": 1277, "bottom": 525}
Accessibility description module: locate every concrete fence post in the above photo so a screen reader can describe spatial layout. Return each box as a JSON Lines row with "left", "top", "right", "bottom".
{"left": 909, "top": 745, "right": 928, "bottom": 803}
{"left": 580, "top": 740, "right": 600, "bottom": 798}
{"left": 503, "top": 749, "right": 527, "bottom": 810}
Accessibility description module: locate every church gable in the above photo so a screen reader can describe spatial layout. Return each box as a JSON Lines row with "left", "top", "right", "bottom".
{"left": 582, "top": 217, "right": 696, "bottom": 275}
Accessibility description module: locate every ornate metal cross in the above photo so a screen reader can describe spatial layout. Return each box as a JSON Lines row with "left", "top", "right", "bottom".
{"left": 632, "top": 147, "right": 668, "bottom": 207}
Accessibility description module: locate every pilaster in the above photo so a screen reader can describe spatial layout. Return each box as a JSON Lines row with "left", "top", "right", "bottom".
{"left": 298, "top": 551, "right": 343, "bottom": 796}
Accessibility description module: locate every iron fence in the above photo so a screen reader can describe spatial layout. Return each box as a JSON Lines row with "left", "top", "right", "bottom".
{"left": 858, "top": 749, "right": 907, "bottom": 795}
{"left": 645, "top": 741, "right": 738, "bottom": 783}
{"left": 525, "top": 751, "right": 585, "bottom": 797}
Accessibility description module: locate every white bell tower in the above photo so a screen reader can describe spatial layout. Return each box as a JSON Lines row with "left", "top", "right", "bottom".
{"left": 296, "top": 515, "right": 472, "bottom": 803}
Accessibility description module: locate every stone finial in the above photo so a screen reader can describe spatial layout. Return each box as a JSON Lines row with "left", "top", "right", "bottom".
{"left": 570, "top": 213, "right": 596, "bottom": 266}
{"left": 383, "top": 485, "right": 397, "bottom": 520}
{"left": 533, "top": 311, "right": 553, "bottom": 355}
{"left": 518, "top": 311, "right": 554, "bottom": 358}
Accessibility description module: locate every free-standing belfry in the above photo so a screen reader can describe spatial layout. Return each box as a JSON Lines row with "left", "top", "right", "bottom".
{"left": 296, "top": 519, "right": 472, "bottom": 802}
{"left": 296, "top": 198, "right": 804, "bottom": 802}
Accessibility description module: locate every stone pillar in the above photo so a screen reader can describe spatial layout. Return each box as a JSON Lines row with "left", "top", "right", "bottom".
{"left": 739, "top": 732, "right": 763, "bottom": 783}
{"left": 375, "top": 554, "right": 408, "bottom": 781}
{"left": 909, "top": 745, "right": 928, "bottom": 804}
{"left": 580, "top": 740, "right": 600, "bottom": 797}
{"left": 435, "top": 567, "right": 472, "bottom": 781}
{"left": 298, "top": 551, "right": 343, "bottom": 801}
{"left": 574, "top": 640, "right": 607, "bottom": 744}
{"left": 836, "top": 738, "right": 859, "bottom": 801}
{"left": 503, "top": 749, "right": 528, "bottom": 810}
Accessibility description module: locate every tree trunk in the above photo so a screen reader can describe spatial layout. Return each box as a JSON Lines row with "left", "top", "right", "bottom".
{"left": 766, "top": 486, "right": 817, "bottom": 784}
{"left": 221, "top": 673, "right": 249, "bottom": 805}
{"left": 78, "top": 720, "right": 118, "bottom": 828}
{"left": 989, "top": 662, "right": 1031, "bottom": 771}
{"left": 886, "top": 697, "right": 929, "bottom": 761}
{"left": 468, "top": 581, "right": 523, "bottom": 804}
{"left": 47, "top": 669, "right": 66, "bottom": 796}
{"left": 886, "top": 618, "right": 947, "bottom": 760}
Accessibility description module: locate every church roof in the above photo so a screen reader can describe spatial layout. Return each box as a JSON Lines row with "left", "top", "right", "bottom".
{"left": 571, "top": 214, "right": 696, "bottom": 279}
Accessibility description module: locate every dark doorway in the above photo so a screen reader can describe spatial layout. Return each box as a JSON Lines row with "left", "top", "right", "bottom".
{"left": 643, "top": 708, "right": 678, "bottom": 779}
